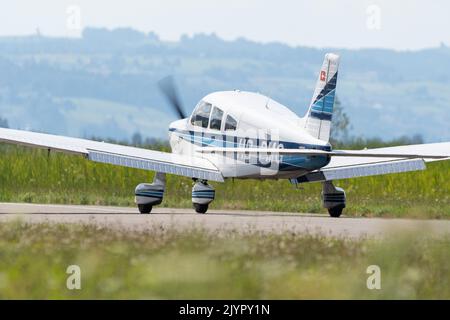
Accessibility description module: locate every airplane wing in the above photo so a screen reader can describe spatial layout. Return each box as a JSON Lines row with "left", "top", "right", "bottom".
{"left": 0, "top": 128, "right": 224, "bottom": 182}
{"left": 330, "top": 142, "right": 450, "bottom": 164}
{"left": 291, "top": 142, "right": 450, "bottom": 183}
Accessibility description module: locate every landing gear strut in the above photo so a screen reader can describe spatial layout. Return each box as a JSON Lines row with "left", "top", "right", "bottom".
{"left": 135, "top": 172, "right": 166, "bottom": 214}
{"left": 192, "top": 179, "right": 215, "bottom": 214}
{"left": 322, "top": 181, "right": 346, "bottom": 218}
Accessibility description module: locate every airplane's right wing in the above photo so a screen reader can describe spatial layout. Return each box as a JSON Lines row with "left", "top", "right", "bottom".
{"left": 0, "top": 128, "right": 224, "bottom": 182}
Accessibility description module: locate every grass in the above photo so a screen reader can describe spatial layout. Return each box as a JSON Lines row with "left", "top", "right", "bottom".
{"left": 0, "top": 220, "right": 448, "bottom": 299}
{"left": 0, "top": 144, "right": 449, "bottom": 218}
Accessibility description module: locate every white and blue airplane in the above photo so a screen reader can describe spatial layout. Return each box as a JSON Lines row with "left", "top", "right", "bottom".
{"left": 0, "top": 53, "right": 449, "bottom": 217}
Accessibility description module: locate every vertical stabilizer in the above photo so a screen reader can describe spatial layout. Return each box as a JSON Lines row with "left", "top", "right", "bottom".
{"left": 304, "top": 53, "right": 340, "bottom": 142}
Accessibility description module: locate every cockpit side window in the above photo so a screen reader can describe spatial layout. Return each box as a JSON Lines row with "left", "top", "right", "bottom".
{"left": 190, "top": 101, "right": 212, "bottom": 128}
{"left": 224, "top": 114, "right": 237, "bottom": 131}
{"left": 209, "top": 107, "right": 224, "bottom": 130}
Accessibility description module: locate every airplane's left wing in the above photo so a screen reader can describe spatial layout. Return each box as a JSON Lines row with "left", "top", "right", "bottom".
{"left": 292, "top": 142, "right": 450, "bottom": 183}
{"left": 0, "top": 128, "right": 224, "bottom": 182}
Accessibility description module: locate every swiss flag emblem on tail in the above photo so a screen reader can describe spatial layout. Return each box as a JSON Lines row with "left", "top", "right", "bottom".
{"left": 320, "top": 70, "right": 326, "bottom": 82}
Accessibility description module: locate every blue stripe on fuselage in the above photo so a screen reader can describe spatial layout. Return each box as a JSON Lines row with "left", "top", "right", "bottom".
{"left": 169, "top": 128, "right": 331, "bottom": 172}
{"left": 169, "top": 128, "right": 331, "bottom": 151}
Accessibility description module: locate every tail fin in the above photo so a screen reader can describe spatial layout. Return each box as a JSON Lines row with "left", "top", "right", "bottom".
{"left": 304, "top": 53, "right": 340, "bottom": 142}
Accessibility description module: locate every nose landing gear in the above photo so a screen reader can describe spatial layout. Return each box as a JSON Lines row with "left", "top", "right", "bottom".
{"left": 192, "top": 179, "right": 215, "bottom": 214}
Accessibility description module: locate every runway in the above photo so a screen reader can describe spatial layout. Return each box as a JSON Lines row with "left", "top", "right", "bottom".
{"left": 0, "top": 202, "right": 449, "bottom": 238}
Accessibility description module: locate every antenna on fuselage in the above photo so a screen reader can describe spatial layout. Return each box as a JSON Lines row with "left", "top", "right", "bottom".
{"left": 265, "top": 96, "right": 270, "bottom": 109}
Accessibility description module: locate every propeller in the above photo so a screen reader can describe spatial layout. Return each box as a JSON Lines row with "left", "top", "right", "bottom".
{"left": 157, "top": 75, "right": 187, "bottom": 119}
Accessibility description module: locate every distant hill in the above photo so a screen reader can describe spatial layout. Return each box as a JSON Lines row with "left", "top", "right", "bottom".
{"left": 0, "top": 27, "right": 449, "bottom": 142}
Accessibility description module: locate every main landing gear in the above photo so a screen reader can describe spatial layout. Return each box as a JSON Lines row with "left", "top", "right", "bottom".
{"left": 135, "top": 172, "right": 166, "bottom": 214}
{"left": 135, "top": 173, "right": 215, "bottom": 214}
{"left": 322, "top": 181, "right": 346, "bottom": 218}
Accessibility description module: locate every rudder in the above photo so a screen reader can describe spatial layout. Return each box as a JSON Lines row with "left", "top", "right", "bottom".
{"left": 304, "top": 53, "right": 340, "bottom": 142}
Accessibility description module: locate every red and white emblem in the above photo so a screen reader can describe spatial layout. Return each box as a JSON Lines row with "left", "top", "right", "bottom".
{"left": 320, "top": 70, "right": 326, "bottom": 82}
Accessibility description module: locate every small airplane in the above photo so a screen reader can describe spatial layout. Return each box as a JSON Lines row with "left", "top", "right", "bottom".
{"left": 0, "top": 53, "right": 449, "bottom": 217}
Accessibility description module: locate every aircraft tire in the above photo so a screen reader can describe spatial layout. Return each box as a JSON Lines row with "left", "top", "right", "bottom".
{"left": 138, "top": 204, "right": 153, "bottom": 214}
{"left": 328, "top": 206, "right": 343, "bottom": 218}
{"left": 194, "top": 203, "right": 208, "bottom": 214}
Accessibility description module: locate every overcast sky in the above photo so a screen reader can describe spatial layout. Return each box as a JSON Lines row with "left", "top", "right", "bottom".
{"left": 1, "top": 0, "right": 448, "bottom": 50}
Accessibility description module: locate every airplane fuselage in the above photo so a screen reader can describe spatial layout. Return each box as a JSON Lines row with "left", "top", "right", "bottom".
{"left": 168, "top": 90, "right": 331, "bottom": 179}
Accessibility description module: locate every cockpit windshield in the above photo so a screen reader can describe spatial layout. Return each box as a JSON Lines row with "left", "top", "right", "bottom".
{"left": 190, "top": 100, "right": 237, "bottom": 131}
{"left": 224, "top": 114, "right": 237, "bottom": 131}
{"left": 209, "top": 107, "right": 224, "bottom": 130}
{"left": 190, "top": 101, "right": 212, "bottom": 128}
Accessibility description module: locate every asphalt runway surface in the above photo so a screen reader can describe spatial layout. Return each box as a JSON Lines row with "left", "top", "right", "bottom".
{"left": 0, "top": 202, "right": 449, "bottom": 238}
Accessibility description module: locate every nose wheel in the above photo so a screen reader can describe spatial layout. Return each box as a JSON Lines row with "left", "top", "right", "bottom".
{"left": 193, "top": 203, "right": 209, "bottom": 214}
{"left": 192, "top": 179, "right": 215, "bottom": 214}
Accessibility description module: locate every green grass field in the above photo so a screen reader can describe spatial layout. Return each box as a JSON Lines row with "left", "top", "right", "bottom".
{"left": 0, "top": 221, "right": 448, "bottom": 299}
{"left": 0, "top": 144, "right": 449, "bottom": 218}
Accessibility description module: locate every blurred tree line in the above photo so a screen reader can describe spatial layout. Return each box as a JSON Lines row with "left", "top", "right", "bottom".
{"left": 0, "top": 117, "right": 8, "bottom": 128}
{"left": 330, "top": 97, "right": 423, "bottom": 149}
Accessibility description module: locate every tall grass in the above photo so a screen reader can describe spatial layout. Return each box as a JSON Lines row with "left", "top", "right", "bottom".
{"left": 0, "top": 144, "right": 449, "bottom": 218}
{"left": 0, "top": 221, "right": 448, "bottom": 299}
